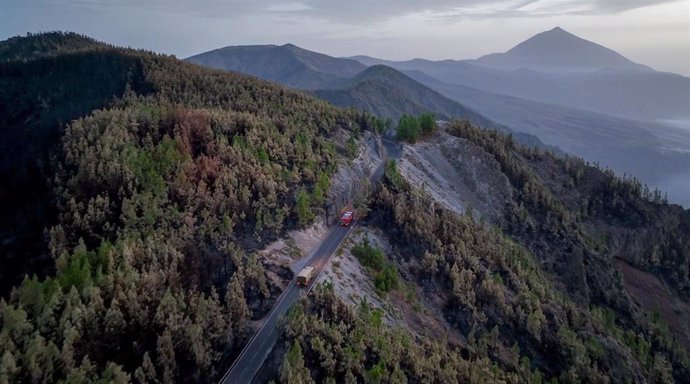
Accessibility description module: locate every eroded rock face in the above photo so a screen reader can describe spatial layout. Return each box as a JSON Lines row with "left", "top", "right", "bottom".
{"left": 397, "top": 130, "right": 512, "bottom": 223}
{"left": 327, "top": 129, "right": 382, "bottom": 221}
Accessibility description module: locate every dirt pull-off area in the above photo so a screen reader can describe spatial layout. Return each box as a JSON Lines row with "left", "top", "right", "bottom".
{"left": 259, "top": 220, "right": 330, "bottom": 274}
{"left": 617, "top": 259, "right": 690, "bottom": 350}
{"left": 397, "top": 129, "right": 513, "bottom": 223}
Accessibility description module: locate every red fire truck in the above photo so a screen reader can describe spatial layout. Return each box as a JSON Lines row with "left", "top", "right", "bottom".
{"left": 340, "top": 211, "right": 354, "bottom": 226}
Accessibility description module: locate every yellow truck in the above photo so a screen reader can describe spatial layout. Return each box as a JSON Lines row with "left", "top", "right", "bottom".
{"left": 297, "top": 266, "right": 314, "bottom": 287}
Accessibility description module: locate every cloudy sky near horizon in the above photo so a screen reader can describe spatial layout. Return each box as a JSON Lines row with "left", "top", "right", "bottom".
{"left": 2, "top": 0, "right": 689, "bottom": 75}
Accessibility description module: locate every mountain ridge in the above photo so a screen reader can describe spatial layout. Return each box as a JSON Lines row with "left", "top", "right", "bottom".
{"left": 186, "top": 43, "right": 553, "bottom": 148}
{"left": 0, "top": 31, "right": 108, "bottom": 62}
{"left": 314, "top": 64, "right": 492, "bottom": 123}
{"left": 185, "top": 43, "right": 366, "bottom": 89}
{"left": 348, "top": 29, "right": 690, "bottom": 120}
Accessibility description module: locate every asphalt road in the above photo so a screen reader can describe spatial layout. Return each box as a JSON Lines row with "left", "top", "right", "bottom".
{"left": 219, "top": 138, "right": 400, "bottom": 384}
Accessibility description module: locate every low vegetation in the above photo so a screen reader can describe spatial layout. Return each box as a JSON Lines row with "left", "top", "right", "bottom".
{"left": 351, "top": 237, "right": 399, "bottom": 293}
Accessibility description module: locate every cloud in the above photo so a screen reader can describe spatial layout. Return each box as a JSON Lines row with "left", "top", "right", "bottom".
{"left": 415, "top": 0, "right": 683, "bottom": 22}
{"left": 19, "top": 0, "right": 683, "bottom": 23}
{"left": 265, "top": 2, "right": 312, "bottom": 12}
{"left": 292, "top": 0, "right": 680, "bottom": 22}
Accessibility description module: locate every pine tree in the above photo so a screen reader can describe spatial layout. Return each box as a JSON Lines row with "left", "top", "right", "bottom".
{"left": 246, "top": 255, "right": 270, "bottom": 299}
{"left": 154, "top": 290, "right": 184, "bottom": 335}
{"left": 295, "top": 188, "right": 315, "bottom": 227}
{"left": 279, "top": 341, "right": 314, "bottom": 384}
{"left": 24, "top": 332, "right": 60, "bottom": 383}
{"left": 419, "top": 113, "right": 436, "bottom": 136}
{"left": 134, "top": 352, "right": 157, "bottom": 384}
{"left": 156, "top": 328, "right": 177, "bottom": 383}
{"left": 100, "top": 361, "right": 130, "bottom": 383}
{"left": 0, "top": 350, "right": 18, "bottom": 384}
{"left": 104, "top": 298, "right": 126, "bottom": 348}
{"left": 225, "top": 270, "right": 250, "bottom": 341}
{"left": 60, "top": 324, "right": 79, "bottom": 372}
{"left": 346, "top": 134, "right": 358, "bottom": 159}
{"left": 204, "top": 288, "right": 230, "bottom": 352}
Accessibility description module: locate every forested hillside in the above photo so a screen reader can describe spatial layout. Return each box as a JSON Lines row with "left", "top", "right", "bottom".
{"left": 267, "top": 123, "right": 690, "bottom": 383}
{"left": 371, "top": 122, "right": 689, "bottom": 382}
{"left": 0, "top": 31, "right": 106, "bottom": 62}
{"left": 0, "top": 32, "right": 372, "bottom": 383}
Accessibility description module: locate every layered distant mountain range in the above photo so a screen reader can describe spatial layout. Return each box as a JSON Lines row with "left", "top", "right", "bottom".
{"left": 187, "top": 27, "right": 690, "bottom": 205}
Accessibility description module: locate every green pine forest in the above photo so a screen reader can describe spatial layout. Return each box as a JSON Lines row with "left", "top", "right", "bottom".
{"left": 0, "top": 32, "right": 376, "bottom": 383}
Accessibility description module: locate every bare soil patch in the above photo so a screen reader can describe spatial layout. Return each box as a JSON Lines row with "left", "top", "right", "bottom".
{"left": 617, "top": 259, "right": 690, "bottom": 350}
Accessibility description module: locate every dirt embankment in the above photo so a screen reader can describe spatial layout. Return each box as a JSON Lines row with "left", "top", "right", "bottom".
{"left": 617, "top": 259, "right": 690, "bottom": 350}
{"left": 317, "top": 228, "right": 403, "bottom": 326}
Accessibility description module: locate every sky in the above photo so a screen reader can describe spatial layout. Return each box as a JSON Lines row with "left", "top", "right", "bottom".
{"left": 1, "top": 0, "right": 689, "bottom": 75}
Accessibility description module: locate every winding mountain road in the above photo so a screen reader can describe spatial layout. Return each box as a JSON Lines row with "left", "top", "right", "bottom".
{"left": 219, "top": 139, "right": 399, "bottom": 384}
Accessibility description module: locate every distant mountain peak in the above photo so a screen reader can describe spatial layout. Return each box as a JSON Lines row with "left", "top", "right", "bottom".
{"left": 475, "top": 27, "right": 649, "bottom": 72}
{"left": 507, "top": 26, "right": 591, "bottom": 54}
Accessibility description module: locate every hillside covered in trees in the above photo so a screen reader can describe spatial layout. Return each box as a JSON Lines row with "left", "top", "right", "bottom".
{"left": 354, "top": 121, "right": 690, "bottom": 383}
{"left": 0, "top": 32, "right": 374, "bottom": 382}
{"left": 258, "top": 119, "right": 688, "bottom": 383}
{"left": 267, "top": 122, "right": 690, "bottom": 383}
{"left": 1, "top": 32, "right": 689, "bottom": 384}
